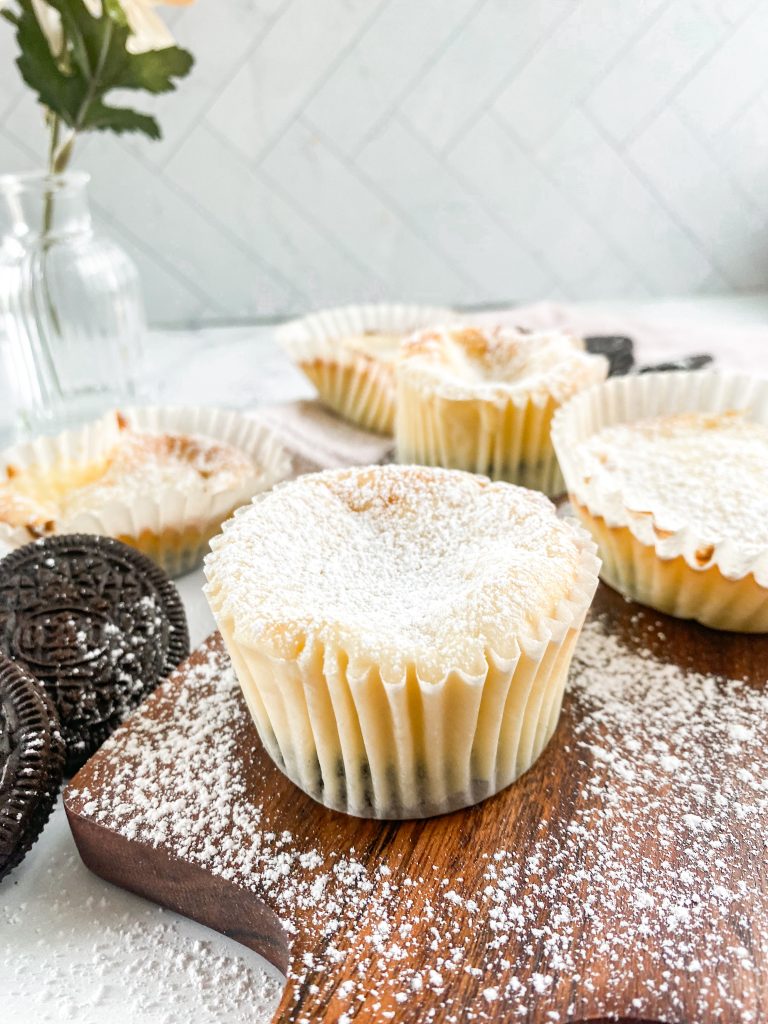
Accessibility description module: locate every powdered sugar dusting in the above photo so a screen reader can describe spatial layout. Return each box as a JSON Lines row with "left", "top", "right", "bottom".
{"left": 398, "top": 325, "right": 607, "bottom": 403}
{"left": 66, "top": 607, "right": 768, "bottom": 1021}
{"left": 0, "top": 425, "right": 257, "bottom": 534}
{"left": 205, "top": 465, "right": 586, "bottom": 680}
{"left": 574, "top": 410, "right": 768, "bottom": 556}
{"left": 69, "top": 429, "right": 257, "bottom": 508}
{"left": 1, "top": 832, "right": 282, "bottom": 1024}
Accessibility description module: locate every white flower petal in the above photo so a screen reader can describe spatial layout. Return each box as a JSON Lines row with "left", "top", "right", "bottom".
{"left": 121, "top": 0, "right": 176, "bottom": 53}
{"left": 31, "top": 0, "right": 64, "bottom": 57}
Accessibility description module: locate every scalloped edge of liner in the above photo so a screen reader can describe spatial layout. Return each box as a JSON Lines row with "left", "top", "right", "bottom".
{"left": 0, "top": 405, "right": 292, "bottom": 553}
{"left": 277, "top": 302, "right": 458, "bottom": 365}
{"left": 551, "top": 369, "right": 768, "bottom": 587}
{"left": 395, "top": 326, "right": 608, "bottom": 409}
{"left": 203, "top": 469, "right": 600, "bottom": 689}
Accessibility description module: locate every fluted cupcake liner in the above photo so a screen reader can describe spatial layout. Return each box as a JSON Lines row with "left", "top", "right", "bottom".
{"left": 552, "top": 370, "right": 768, "bottom": 632}
{"left": 278, "top": 303, "right": 456, "bottom": 436}
{"left": 0, "top": 406, "right": 291, "bottom": 577}
{"left": 395, "top": 379, "right": 565, "bottom": 496}
{"left": 206, "top": 530, "right": 600, "bottom": 820}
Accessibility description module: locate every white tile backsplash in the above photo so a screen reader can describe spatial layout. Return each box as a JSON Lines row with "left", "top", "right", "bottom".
{"left": 261, "top": 116, "right": 475, "bottom": 301}
{"left": 717, "top": 93, "right": 768, "bottom": 207}
{"left": 629, "top": 106, "right": 768, "bottom": 288}
{"left": 537, "top": 110, "right": 722, "bottom": 293}
{"left": 166, "top": 123, "right": 376, "bottom": 302}
{"left": 585, "top": 0, "right": 731, "bottom": 145}
{"left": 305, "top": 0, "right": 477, "bottom": 157}
{"left": 207, "top": 0, "right": 376, "bottom": 164}
{"left": 399, "top": 0, "right": 563, "bottom": 154}
{"left": 1, "top": 0, "right": 766, "bottom": 326}
{"left": 674, "top": 1, "right": 768, "bottom": 139}
{"left": 447, "top": 111, "right": 618, "bottom": 294}
{"left": 358, "top": 115, "right": 551, "bottom": 296}
{"left": 494, "top": 0, "right": 668, "bottom": 148}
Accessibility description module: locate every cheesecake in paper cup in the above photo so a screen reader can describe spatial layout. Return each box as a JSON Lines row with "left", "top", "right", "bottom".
{"left": 278, "top": 303, "right": 456, "bottom": 436}
{"left": 204, "top": 464, "right": 600, "bottom": 820}
{"left": 0, "top": 406, "right": 291, "bottom": 577}
{"left": 552, "top": 370, "right": 768, "bottom": 632}
{"left": 395, "top": 324, "right": 607, "bottom": 496}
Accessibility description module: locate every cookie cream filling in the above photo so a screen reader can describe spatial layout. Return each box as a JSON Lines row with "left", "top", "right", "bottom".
{"left": 397, "top": 326, "right": 607, "bottom": 404}
{"left": 205, "top": 464, "right": 590, "bottom": 683}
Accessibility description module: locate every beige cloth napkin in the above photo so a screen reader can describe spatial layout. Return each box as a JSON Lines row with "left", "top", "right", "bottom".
{"left": 254, "top": 400, "right": 393, "bottom": 474}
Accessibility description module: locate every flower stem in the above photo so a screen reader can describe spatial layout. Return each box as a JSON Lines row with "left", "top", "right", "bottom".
{"left": 43, "top": 115, "right": 75, "bottom": 236}
{"left": 47, "top": 112, "right": 60, "bottom": 171}
{"left": 40, "top": 111, "right": 76, "bottom": 353}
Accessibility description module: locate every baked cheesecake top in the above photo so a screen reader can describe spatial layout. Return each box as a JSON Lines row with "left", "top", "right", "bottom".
{"left": 205, "top": 464, "right": 595, "bottom": 683}
{"left": 572, "top": 410, "right": 768, "bottom": 561}
{"left": 397, "top": 325, "right": 607, "bottom": 403}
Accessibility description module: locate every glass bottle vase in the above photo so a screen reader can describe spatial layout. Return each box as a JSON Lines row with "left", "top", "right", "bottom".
{"left": 0, "top": 171, "right": 145, "bottom": 440}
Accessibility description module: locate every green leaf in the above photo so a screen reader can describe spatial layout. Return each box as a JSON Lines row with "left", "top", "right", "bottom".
{"left": 119, "top": 45, "right": 194, "bottom": 94}
{"left": 14, "top": 0, "right": 82, "bottom": 123}
{"left": 85, "top": 100, "right": 160, "bottom": 139}
{"left": 7, "top": 0, "right": 193, "bottom": 139}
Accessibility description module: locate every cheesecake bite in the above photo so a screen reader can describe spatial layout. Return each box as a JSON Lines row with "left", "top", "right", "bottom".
{"left": 395, "top": 325, "right": 607, "bottom": 495}
{"left": 279, "top": 304, "right": 456, "bottom": 435}
{"left": 205, "top": 464, "right": 599, "bottom": 819}
{"left": 0, "top": 408, "right": 290, "bottom": 575}
{"left": 553, "top": 371, "right": 768, "bottom": 632}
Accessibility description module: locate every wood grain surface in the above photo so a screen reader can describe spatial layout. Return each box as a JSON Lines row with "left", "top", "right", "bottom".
{"left": 63, "top": 582, "right": 768, "bottom": 1024}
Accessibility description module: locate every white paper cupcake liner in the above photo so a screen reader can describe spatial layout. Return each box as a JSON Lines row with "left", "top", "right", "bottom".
{"left": 278, "top": 303, "right": 457, "bottom": 435}
{"left": 206, "top": 524, "right": 600, "bottom": 820}
{"left": 395, "top": 380, "right": 566, "bottom": 496}
{"left": 552, "top": 370, "right": 768, "bottom": 631}
{"left": 0, "top": 406, "right": 291, "bottom": 577}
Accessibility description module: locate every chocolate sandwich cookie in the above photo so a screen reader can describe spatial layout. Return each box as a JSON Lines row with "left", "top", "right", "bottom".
{"left": 0, "top": 654, "right": 64, "bottom": 881}
{"left": 0, "top": 535, "right": 190, "bottom": 775}
{"left": 584, "top": 335, "right": 635, "bottom": 377}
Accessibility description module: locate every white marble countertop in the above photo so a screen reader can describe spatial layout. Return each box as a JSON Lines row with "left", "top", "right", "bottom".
{"left": 1, "top": 293, "right": 768, "bottom": 1024}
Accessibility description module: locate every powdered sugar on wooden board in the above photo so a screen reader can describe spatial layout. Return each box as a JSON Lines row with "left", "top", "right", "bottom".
{"left": 67, "top": 606, "right": 768, "bottom": 1022}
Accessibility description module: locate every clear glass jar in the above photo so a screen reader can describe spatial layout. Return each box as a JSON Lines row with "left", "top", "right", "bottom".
{"left": 0, "top": 171, "right": 145, "bottom": 439}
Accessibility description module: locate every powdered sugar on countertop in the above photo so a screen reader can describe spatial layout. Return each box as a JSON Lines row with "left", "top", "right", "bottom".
{"left": 0, "top": 799, "right": 283, "bottom": 1024}
{"left": 67, "top": 610, "right": 768, "bottom": 1022}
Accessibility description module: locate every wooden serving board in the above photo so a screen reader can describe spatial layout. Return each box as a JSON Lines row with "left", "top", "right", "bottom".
{"left": 63, "top": 583, "right": 768, "bottom": 1024}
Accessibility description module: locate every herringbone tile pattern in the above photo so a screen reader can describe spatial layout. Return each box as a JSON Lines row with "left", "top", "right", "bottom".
{"left": 1, "top": 0, "right": 766, "bottom": 324}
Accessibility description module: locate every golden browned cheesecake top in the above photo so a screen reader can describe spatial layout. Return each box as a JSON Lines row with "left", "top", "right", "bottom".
{"left": 0, "top": 414, "right": 256, "bottom": 537}
{"left": 279, "top": 303, "right": 458, "bottom": 370}
{"left": 397, "top": 325, "right": 607, "bottom": 403}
